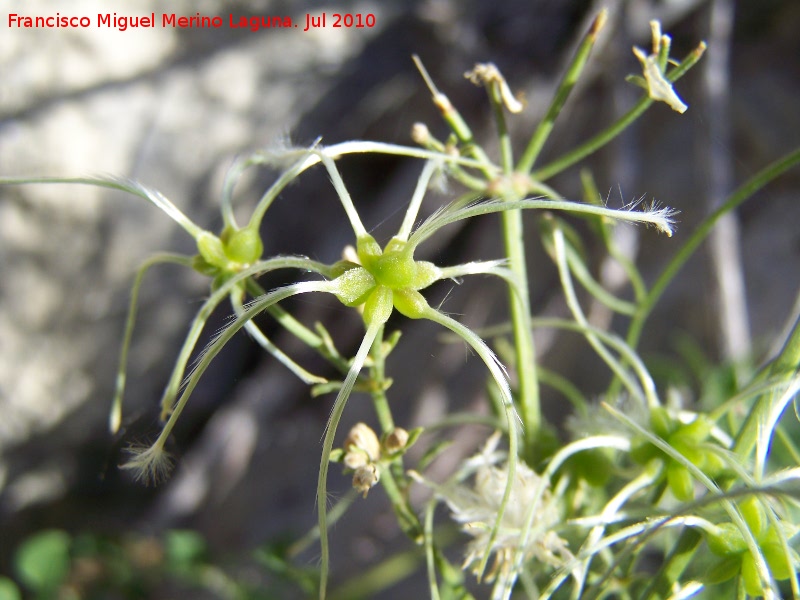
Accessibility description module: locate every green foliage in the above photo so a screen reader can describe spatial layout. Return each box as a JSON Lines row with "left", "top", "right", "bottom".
{"left": 0, "top": 578, "right": 21, "bottom": 600}
{"left": 14, "top": 530, "right": 71, "bottom": 594}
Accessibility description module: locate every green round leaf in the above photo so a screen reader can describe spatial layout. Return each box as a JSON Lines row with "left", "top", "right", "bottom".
{"left": 14, "top": 529, "right": 71, "bottom": 592}
{"left": 0, "top": 577, "right": 22, "bottom": 600}
{"left": 165, "top": 530, "right": 206, "bottom": 569}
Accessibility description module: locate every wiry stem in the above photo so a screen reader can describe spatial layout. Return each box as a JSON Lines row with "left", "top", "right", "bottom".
{"left": 110, "top": 253, "right": 192, "bottom": 433}
{"left": 318, "top": 322, "right": 383, "bottom": 600}
{"left": 0, "top": 175, "right": 204, "bottom": 239}
{"left": 421, "top": 308, "right": 519, "bottom": 581}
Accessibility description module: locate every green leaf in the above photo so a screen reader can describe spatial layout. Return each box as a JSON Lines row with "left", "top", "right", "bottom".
{"left": 705, "top": 556, "right": 742, "bottom": 585}
{"left": 707, "top": 523, "right": 747, "bottom": 557}
{"left": 14, "top": 530, "right": 71, "bottom": 592}
{"left": 667, "top": 462, "right": 694, "bottom": 502}
{"left": 165, "top": 530, "right": 206, "bottom": 570}
{"left": 0, "top": 577, "right": 22, "bottom": 600}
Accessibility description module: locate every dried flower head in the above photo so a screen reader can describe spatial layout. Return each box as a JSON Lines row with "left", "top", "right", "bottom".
{"left": 464, "top": 63, "right": 525, "bottom": 113}
{"left": 385, "top": 427, "right": 410, "bottom": 454}
{"left": 416, "top": 434, "right": 571, "bottom": 585}
{"left": 343, "top": 422, "right": 381, "bottom": 469}
{"left": 352, "top": 464, "right": 380, "bottom": 498}
{"left": 632, "top": 20, "right": 688, "bottom": 113}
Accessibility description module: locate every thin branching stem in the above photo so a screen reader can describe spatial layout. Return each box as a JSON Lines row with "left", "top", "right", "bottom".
{"left": 517, "top": 10, "right": 607, "bottom": 174}
{"left": 111, "top": 252, "right": 193, "bottom": 433}
{"left": 318, "top": 322, "right": 383, "bottom": 600}
{"left": 532, "top": 42, "right": 707, "bottom": 181}
{"left": 0, "top": 175, "right": 203, "bottom": 238}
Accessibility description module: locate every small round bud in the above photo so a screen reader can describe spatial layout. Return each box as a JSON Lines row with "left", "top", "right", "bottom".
{"left": 352, "top": 464, "right": 380, "bottom": 498}
{"left": 344, "top": 423, "right": 381, "bottom": 462}
{"left": 196, "top": 231, "right": 227, "bottom": 269}
{"left": 222, "top": 226, "right": 263, "bottom": 265}
{"left": 411, "top": 123, "right": 430, "bottom": 145}
{"left": 385, "top": 428, "right": 409, "bottom": 454}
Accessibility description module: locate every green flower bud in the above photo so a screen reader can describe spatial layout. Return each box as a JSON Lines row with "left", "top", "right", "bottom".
{"left": 392, "top": 289, "right": 429, "bottom": 320}
{"left": 667, "top": 462, "right": 694, "bottom": 502}
{"left": 373, "top": 251, "right": 417, "bottom": 288}
{"left": 332, "top": 267, "right": 376, "bottom": 307}
{"left": 356, "top": 234, "right": 382, "bottom": 270}
{"left": 221, "top": 226, "right": 263, "bottom": 265}
{"left": 740, "top": 496, "right": 767, "bottom": 540}
{"left": 196, "top": 231, "right": 227, "bottom": 269}
{"left": 741, "top": 551, "right": 765, "bottom": 597}
{"left": 363, "top": 286, "right": 394, "bottom": 326}
{"left": 650, "top": 406, "right": 675, "bottom": 439}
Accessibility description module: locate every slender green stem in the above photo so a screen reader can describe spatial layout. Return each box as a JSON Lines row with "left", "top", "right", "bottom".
{"left": 110, "top": 252, "right": 192, "bottom": 433}
{"left": 501, "top": 206, "right": 540, "bottom": 459}
{"left": 423, "top": 500, "right": 441, "bottom": 600}
{"left": 532, "top": 42, "right": 707, "bottom": 181}
{"left": 397, "top": 160, "right": 438, "bottom": 243}
{"left": 157, "top": 258, "right": 327, "bottom": 420}
{"left": 316, "top": 151, "right": 368, "bottom": 239}
{"left": 564, "top": 242, "right": 637, "bottom": 315}
{"left": 487, "top": 84, "right": 514, "bottom": 174}
{"left": 408, "top": 196, "right": 676, "bottom": 249}
{"left": 421, "top": 308, "right": 519, "bottom": 580}
{"left": 517, "top": 10, "right": 608, "bottom": 174}
{"left": 318, "top": 322, "right": 383, "bottom": 600}
{"left": 0, "top": 175, "right": 204, "bottom": 239}
{"left": 412, "top": 55, "right": 497, "bottom": 178}
{"left": 368, "top": 325, "right": 395, "bottom": 432}
{"left": 367, "top": 326, "right": 424, "bottom": 542}
{"left": 231, "top": 287, "right": 328, "bottom": 384}
{"left": 121, "top": 280, "right": 331, "bottom": 484}
{"left": 378, "top": 463, "right": 423, "bottom": 543}
{"left": 287, "top": 490, "right": 358, "bottom": 558}
{"left": 552, "top": 224, "right": 647, "bottom": 404}
{"left": 245, "top": 278, "right": 350, "bottom": 374}
{"left": 625, "top": 146, "right": 800, "bottom": 352}
{"left": 247, "top": 138, "right": 324, "bottom": 231}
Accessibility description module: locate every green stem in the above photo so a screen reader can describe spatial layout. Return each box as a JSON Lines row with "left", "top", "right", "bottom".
{"left": 501, "top": 207, "right": 540, "bottom": 460}
{"left": 368, "top": 325, "right": 395, "bottom": 432}
{"left": 517, "top": 10, "right": 608, "bottom": 174}
{"left": 246, "top": 278, "right": 351, "bottom": 374}
{"left": 626, "top": 146, "right": 800, "bottom": 352}
{"left": 367, "top": 326, "right": 423, "bottom": 542}
{"left": 532, "top": 42, "right": 707, "bottom": 182}
{"left": 110, "top": 252, "right": 193, "bottom": 433}
{"left": 378, "top": 464, "right": 423, "bottom": 543}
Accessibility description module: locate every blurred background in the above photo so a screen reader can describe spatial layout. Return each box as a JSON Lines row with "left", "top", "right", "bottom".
{"left": 1, "top": 0, "right": 798, "bottom": 597}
